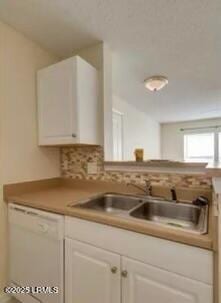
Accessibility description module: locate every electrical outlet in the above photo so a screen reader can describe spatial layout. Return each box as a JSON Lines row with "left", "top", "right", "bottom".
{"left": 87, "top": 162, "right": 98, "bottom": 175}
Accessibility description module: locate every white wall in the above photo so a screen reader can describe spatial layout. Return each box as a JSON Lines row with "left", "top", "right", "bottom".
{"left": 161, "top": 118, "right": 221, "bottom": 161}
{"left": 73, "top": 43, "right": 104, "bottom": 145}
{"left": 73, "top": 43, "right": 113, "bottom": 160}
{"left": 0, "top": 21, "right": 60, "bottom": 297}
{"left": 113, "top": 96, "right": 161, "bottom": 160}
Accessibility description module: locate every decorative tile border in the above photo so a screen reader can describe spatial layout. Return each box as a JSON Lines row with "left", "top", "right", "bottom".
{"left": 61, "top": 147, "right": 212, "bottom": 189}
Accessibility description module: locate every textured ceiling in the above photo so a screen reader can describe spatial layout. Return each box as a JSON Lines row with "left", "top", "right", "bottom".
{"left": 0, "top": 0, "right": 221, "bottom": 122}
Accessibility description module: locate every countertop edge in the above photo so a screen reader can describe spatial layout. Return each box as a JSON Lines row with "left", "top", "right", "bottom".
{"left": 6, "top": 196, "right": 213, "bottom": 251}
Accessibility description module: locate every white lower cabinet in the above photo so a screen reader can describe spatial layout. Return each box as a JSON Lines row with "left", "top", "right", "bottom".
{"left": 122, "top": 257, "right": 213, "bottom": 303}
{"left": 65, "top": 239, "right": 121, "bottom": 303}
{"left": 65, "top": 239, "right": 213, "bottom": 303}
{"left": 65, "top": 217, "right": 213, "bottom": 303}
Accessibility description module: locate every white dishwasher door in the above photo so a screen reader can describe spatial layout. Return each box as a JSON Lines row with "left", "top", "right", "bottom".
{"left": 8, "top": 203, "right": 64, "bottom": 303}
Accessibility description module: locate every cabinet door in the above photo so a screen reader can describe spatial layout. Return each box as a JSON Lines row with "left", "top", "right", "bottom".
{"left": 65, "top": 239, "right": 121, "bottom": 303}
{"left": 122, "top": 257, "right": 213, "bottom": 303}
{"left": 37, "top": 58, "right": 77, "bottom": 145}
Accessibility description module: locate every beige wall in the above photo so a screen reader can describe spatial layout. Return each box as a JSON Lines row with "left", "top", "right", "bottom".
{"left": 161, "top": 118, "right": 221, "bottom": 161}
{"left": 0, "top": 21, "right": 60, "bottom": 296}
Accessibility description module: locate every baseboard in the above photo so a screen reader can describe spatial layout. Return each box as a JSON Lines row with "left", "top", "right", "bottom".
{"left": 0, "top": 294, "right": 12, "bottom": 303}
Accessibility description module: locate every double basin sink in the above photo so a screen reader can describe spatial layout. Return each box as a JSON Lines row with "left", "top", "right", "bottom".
{"left": 70, "top": 193, "right": 208, "bottom": 234}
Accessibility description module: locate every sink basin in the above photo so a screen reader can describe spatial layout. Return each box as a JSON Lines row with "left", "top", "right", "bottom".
{"left": 130, "top": 200, "right": 208, "bottom": 234}
{"left": 71, "top": 193, "right": 208, "bottom": 234}
{"left": 74, "top": 193, "right": 144, "bottom": 213}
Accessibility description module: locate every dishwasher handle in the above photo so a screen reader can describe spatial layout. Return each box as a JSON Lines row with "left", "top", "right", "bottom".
{"left": 8, "top": 203, "right": 64, "bottom": 240}
{"left": 10, "top": 205, "right": 39, "bottom": 217}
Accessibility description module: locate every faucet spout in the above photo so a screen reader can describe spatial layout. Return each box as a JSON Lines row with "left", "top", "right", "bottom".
{"left": 127, "top": 180, "right": 152, "bottom": 196}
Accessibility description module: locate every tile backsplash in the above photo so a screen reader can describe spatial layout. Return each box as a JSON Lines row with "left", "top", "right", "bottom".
{"left": 61, "top": 146, "right": 212, "bottom": 189}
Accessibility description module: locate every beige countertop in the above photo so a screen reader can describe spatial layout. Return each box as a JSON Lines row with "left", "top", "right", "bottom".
{"left": 4, "top": 178, "right": 214, "bottom": 250}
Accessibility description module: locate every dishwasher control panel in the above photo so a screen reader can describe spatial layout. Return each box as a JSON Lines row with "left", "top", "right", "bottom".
{"left": 8, "top": 203, "right": 64, "bottom": 239}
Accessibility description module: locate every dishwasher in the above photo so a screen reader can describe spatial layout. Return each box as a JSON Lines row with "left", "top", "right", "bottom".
{"left": 8, "top": 203, "right": 64, "bottom": 303}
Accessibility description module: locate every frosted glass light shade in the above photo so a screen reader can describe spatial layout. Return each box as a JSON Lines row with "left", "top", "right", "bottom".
{"left": 144, "top": 76, "right": 168, "bottom": 92}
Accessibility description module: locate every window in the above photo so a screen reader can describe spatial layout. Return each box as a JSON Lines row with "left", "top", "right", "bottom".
{"left": 183, "top": 126, "right": 221, "bottom": 163}
{"left": 184, "top": 132, "right": 215, "bottom": 162}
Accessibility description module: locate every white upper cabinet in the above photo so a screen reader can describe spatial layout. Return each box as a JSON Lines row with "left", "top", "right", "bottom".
{"left": 37, "top": 56, "right": 99, "bottom": 146}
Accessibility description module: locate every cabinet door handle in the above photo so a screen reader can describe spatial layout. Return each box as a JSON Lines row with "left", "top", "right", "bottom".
{"left": 72, "top": 133, "right": 77, "bottom": 138}
{"left": 111, "top": 266, "right": 118, "bottom": 274}
{"left": 121, "top": 270, "right": 128, "bottom": 277}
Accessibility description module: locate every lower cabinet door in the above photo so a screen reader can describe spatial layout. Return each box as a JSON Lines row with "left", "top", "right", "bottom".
{"left": 65, "top": 239, "right": 121, "bottom": 303}
{"left": 122, "top": 257, "right": 213, "bottom": 303}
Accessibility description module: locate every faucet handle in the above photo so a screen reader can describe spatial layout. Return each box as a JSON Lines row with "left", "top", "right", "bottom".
{"left": 170, "top": 186, "right": 177, "bottom": 202}
{"left": 144, "top": 179, "right": 151, "bottom": 187}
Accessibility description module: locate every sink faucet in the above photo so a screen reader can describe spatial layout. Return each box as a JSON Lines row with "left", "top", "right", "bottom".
{"left": 170, "top": 187, "right": 178, "bottom": 203}
{"left": 127, "top": 180, "right": 152, "bottom": 196}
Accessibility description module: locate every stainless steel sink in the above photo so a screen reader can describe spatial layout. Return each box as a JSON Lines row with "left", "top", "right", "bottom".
{"left": 73, "top": 193, "right": 144, "bottom": 213}
{"left": 70, "top": 193, "right": 208, "bottom": 234}
{"left": 129, "top": 200, "right": 208, "bottom": 234}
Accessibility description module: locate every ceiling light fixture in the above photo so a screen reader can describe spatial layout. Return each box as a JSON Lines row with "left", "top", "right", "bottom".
{"left": 144, "top": 75, "right": 168, "bottom": 92}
